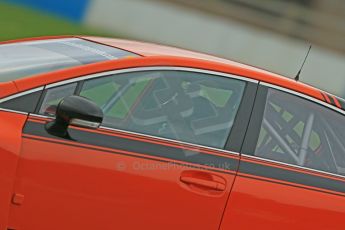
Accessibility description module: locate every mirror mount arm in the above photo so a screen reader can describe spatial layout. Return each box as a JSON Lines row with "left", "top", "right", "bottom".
{"left": 45, "top": 117, "right": 71, "bottom": 139}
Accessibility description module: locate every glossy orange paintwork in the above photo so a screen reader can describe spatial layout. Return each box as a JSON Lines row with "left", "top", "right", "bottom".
{"left": 221, "top": 175, "right": 345, "bottom": 229}
{"left": 0, "top": 82, "right": 18, "bottom": 98}
{"left": 220, "top": 155, "right": 345, "bottom": 230}
{"left": 0, "top": 112, "right": 27, "bottom": 230}
{"left": 7, "top": 117, "right": 238, "bottom": 229}
{"left": 0, "top": 36, "right": 344, "bottom": 229}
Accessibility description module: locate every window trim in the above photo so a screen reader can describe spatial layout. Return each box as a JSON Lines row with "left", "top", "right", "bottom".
{"left": 0, "top": 108, "right": 28, "bottom": 115}
{"left": 99, "top": 125, "right": 240, "bottom": 156}
{"left": 29, "top": 112, "right": 242, "bottom": 157}
{"left": 242, "top": 154, "right": 345, "bottom": 180}
{"left": 44, "top": 66, "right": 258, "bottom": 89}
{"left": 0, "top": 86, "right": 44, "bottom": 104}
{"left": 241, "top": 85, "right": 268, "bottom": 155}
{"left": 224, "top": 82, "right": 258, "bottom": 152}
{"left": 33, "top": 66, "right": 258, "bottom": 152}
{"left": 242, "top": 82, "right": 345, "bottom": 180}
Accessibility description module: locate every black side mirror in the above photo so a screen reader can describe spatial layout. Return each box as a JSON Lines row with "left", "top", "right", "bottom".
{"left": 45, "top": 95, "right": 103, "bottom": 138}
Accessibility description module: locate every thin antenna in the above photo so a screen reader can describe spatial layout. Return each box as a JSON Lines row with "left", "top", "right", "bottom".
{"left": 295, "top": 45, "right": 312, "bottom": 81}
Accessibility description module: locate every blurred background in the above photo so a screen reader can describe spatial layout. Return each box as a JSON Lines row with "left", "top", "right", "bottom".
{"left": 0, "top": 0, "right": 344, "bottom": 97}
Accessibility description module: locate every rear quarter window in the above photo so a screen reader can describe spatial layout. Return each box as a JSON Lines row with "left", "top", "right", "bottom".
{"left": 253, "top": 88, "right": 345, "bottom": 176}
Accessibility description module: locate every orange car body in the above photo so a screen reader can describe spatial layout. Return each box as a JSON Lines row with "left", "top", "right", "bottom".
{"left": 0, "top": 36, "right": 344, "bottom": 230}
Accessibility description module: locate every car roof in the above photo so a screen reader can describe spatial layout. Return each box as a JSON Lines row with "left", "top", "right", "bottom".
{"left": 1, "top": 35, "right": 344, "bottom": 111}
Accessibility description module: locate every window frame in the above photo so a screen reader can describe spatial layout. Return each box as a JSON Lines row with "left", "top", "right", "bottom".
{"left": 38, "top": 67, "right": 258, "bottom": 152}
{"left": 0, "top": 86, "right": 44, "bottom": 114}
{"left": 242, "top": 82, "right": 345, "bottom": 178}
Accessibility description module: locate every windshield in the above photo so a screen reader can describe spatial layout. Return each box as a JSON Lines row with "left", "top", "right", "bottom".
{"left": 0, "top": 38, "right": 138, "bottom": 81}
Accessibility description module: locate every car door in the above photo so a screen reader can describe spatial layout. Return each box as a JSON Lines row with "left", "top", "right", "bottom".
{"left": 0, "top": 87, "right": 43, "bottom": 230}
{"left": 8, "top": 67, "right": 257, "bottom": 230}
{"left": 220, "top": 84, "right": 345, "bottom": 229}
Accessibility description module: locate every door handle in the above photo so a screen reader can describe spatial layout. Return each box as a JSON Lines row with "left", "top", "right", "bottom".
{"left": 180, "top": 175, "right": 226, "bottom": 191}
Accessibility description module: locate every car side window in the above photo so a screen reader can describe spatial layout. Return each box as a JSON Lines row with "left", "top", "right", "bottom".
{"left": 79, "top": 70, "right": 246, "bottom": 149}
{"left": 39, "top": 83, "right": 77, "bottom": 116}
{"left": 254, "top": 88, "right": 345, "bottom": 176}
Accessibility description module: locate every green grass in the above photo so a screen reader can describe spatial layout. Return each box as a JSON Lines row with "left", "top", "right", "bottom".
{"left": 0, "top": 2, "right": 111, "bottom": 41}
